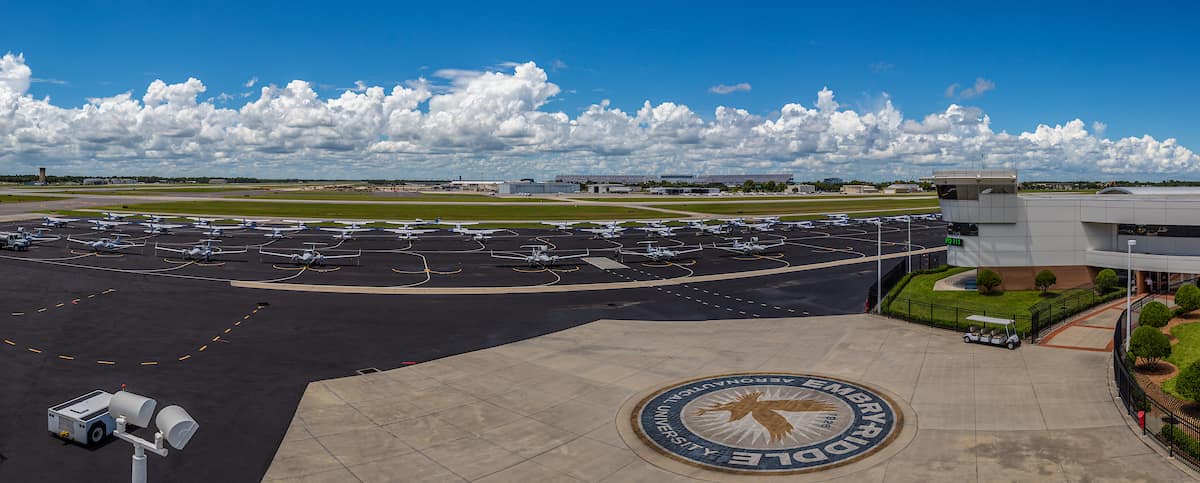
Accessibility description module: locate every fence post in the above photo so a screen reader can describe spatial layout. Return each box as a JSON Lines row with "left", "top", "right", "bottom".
{"left": 908, "top": 299, "right": 911, "bottom": 317}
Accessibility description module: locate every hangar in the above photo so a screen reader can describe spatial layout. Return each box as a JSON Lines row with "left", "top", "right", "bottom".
{"left": 934, "top": 169, "right": 1200, "bottom": 292}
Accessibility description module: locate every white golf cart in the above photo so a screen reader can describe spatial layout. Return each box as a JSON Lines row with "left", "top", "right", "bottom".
{"left": 963, "top": 315, "right": 1021, "bottom": 350}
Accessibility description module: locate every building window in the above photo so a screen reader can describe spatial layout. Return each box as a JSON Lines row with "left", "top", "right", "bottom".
{"left": 1118, "top": 224, "right": 1200, "bottom": 238}
{"left": 948, "top": 223, "right": 978, "bottom": 236}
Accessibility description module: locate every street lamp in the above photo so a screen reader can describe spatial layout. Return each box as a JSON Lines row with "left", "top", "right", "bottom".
{"left": 1126, "top": 239, "right": 1137, "bottom": 351}
{"left": 906, "top": 215, "right": 912, "bottom": 273}
{"left": 876, "top": 219, "right": 882, "bottom": 313}
{"left": 108, "top": 391, "right": 199, "bottom": 483}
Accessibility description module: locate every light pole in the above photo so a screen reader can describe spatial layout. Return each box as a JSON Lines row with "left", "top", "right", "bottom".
{"left": 108, "top": 391, "right": 199, "bottom": 483}
{"left": 906, "top": 216, "right": 912, "bottom": 272}
{"left": 1126, "top": 239, "right": 1137, "bottom": 351}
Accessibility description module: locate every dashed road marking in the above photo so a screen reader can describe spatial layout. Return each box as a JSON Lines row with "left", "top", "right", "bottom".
{"left": 57, "top": 355, "right": 74, "bottom": 360}
{"left": 140, "top": 361, "right": 159, "bottom": 366}
{"left": 27, "top": 347, "right": 41, "bottom": 354}
{"left": 178, "top": 355, "right": 191, "bottom": 361}
{"left": 96, "top": 360, "right": 115, "bottom": 365}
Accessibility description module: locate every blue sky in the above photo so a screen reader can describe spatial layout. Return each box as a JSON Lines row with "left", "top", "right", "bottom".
{"left": 1, "top": 1, "right": 1198, "bottom": 180}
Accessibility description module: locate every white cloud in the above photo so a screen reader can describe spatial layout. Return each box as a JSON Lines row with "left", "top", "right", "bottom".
{"left": 868, "top": 61, "right": 894, "bottom": 73}
{"left": 0, "top": 52, "right": 1195, "bottom": 180}
{"left": 244, "top": 76, "right": 258, "bottom": 88}
{"left": 959, "top": 77, "right": 995, "bottom": 99}
{"left": 943, "top": 83, "right": 959, "bottom": 98}
{"left": 709, "top": 82, "right": 752, "bottom": 95}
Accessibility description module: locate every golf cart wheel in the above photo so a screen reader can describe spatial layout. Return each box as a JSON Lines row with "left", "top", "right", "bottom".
{"left": 963, "top": 335, "right": 970, "bottom": 343}
{"left": 1006, "top": 341, "right": 1016, "bottom": 350}
{"left": 87, "top": 422, "right": 106, "bottom": 445}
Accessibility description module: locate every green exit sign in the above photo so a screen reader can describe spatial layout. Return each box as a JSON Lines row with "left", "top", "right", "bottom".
{"left": 945, "top": 237, "right": 964, "bottom": 246}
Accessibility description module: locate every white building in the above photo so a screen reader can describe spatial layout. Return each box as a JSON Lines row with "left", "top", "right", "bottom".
{"left": 498, "top": 181, "right": 579, "bottom": 195}
{"left": 934, "top": 169, "right": 1200, "bottom": 292}
{"left": 883, "top": 183, "right": 922, "bottom": 194}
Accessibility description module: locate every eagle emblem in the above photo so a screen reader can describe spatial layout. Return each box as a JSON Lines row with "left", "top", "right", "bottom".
{"left": 695, "top": 391, "right": 838, "bottom": 442}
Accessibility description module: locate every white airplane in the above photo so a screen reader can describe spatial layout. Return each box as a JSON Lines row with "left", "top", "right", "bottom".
{"left": 756, "top": 216, "right": 782, "bottom": 224}
{"left": 237, "top": 218, "right": 271, "bottom": 229}
{"left": 817, "top": 219, "right": 852, "bottom": 227}
{"left": 320, "top": 227, "right": 373, "bottom": 240}
{"left": 741, "top": 222, "right": 776, "bottom": 232}
{"left": 254, "top": 226, "right": 305, "bottom": 238}
{"left": 446, "top": 222, "right": 479, "bottom": 232}
{"left": 579, "top": 227, "right": 624, "bottom": 239}
{"left": 713, "top": 236, "right": 786, "bottom": 255}
{"left": 187, "top": 216, "right": 220, "bottom": 226}
{"left": 595, "top": 221, "right": 626, "bottom": 229}
{"left": 884, "top": 215, "right": 911, "bottom": 223}
{"left": 195, "top": 223, "right": 245, "bottom": 237}
{"left": 490, "top": 245, "right": 590, "bottom": 266}
{"left": 638, "top": 219, "right": 673, "bottom": 228}
{"left": 333, "top": 220, "right": 375, "bottom": 230}
{"left": 16, "top": 227, "right": 59, "bottom": 242}
{"left": 824, "top": 213, "right": 850, "bottom": 221}
{"left": 638, "top": 225, "right": 678, "bottom": 237}
{"left": 687, "top": 221, "right": 730, "bottom": 235}
{"left": 778, "top": 220, "right": 815, "bottom": 230}
{"left": 68, "top": 234, "right": 144, "bottom": 252}
{"left": 41, "top": 216, "right": 78, "bottom": 227}
{"left": 854, "top": 217, "right": 882, "bottom": 225}
{"left": 101, "top": 212, "right": 132, "bottom": 221}
{"left": 88, "top": 219, "right": 130, "bottom": 231}
{"left": 718, "top": 217, "right": 745, "bottom": 226}
{"left": 383, "top": 227, "right": 438, "bottom": 240}
{"left": 259, "top": 243, "right": 361, "bottom": 266}
{"left": 155, "top": 239, "right": 247, "bottom": 262}
{"left": 618, "top": 241, "right": 702, "bottom": 261}
{"left": 384, "top": 219, "right": 430, "bottom": 229}
{"left": 541, "top": 221, "right": 579, "bottom": 230}
{"left": 458, "top": 228, "right": 504, "bottom": 241}
{"left": 282, "top": 219, "right": 325, "bottom": 229}
{"left": 139, "top": 221, "right": 186, "bottom": 235}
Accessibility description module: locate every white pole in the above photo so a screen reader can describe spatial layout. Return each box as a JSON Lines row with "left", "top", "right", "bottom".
{"left": 906, "top": 217, "right": 912, "bottom": 272}
{"left": 132, "top": 445, "right": 147, "bottom": 483}
{"left": 1126, "top": 239, "right": 1136, "bottom": 351}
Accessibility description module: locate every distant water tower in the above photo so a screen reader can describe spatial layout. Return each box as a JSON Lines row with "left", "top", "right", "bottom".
{"left": 38, "top": 167, "right": 46, "bottom": 184}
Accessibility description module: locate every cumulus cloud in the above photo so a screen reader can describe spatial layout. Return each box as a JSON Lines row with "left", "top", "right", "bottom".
{"left": 709, "top": 83, "right": 752, "bottom": 95}
{"left": 244, "top": 76, "right": 258, "bottom": 88}
{"left": 958, "top": 77, "right": 995, "bottom": 99}
{"left": 0, "top": 52, "right": 1196, "bottom": 180}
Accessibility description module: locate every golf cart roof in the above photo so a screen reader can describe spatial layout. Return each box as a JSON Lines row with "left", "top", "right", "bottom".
{"left": 966, "top": 315, "right": 1015, "bottom": 326}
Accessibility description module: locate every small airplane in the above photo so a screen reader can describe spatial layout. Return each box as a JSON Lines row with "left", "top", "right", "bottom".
{"left": 638, "top": 219, "right": 673, "bottom": 227}
{"left": 139, "top": 221, "right": 185, "bottom": 235}
{"left": 68, "top": 234, "right": 144, "bottom": 252}
{"left": 490, "top": 245, "right": 590, "bottom": 267}
{"left": 854, "top": 217, "right": 882, "bottom": 225}
{"left": 713, "top": 237, "right": 786, "bottom": 255}
{"left": 383, "top": 227, "right": 438, "bottom": 240}
{"left": 825, "top": 213, "right": 849, "bottom": 220}
{"left": 237, "top": 218, "right": 271, "bottom": 229}
{"left": 154, "top": 239, "right": 247, "bottom": 262}
{"left": 101, "top": 212, "right": 133, "bottom": 221}
{"left": 756, "top": 216, "right": 782, "bottom": 224}
{"left": 884, "top": 215, "right": 911, "bottom": 223}
{"left": 816, "top": 219, "right": 852, "bottom": 227}
{"left": 458, "top": 228, "right": 504, "bottom": 241}
{"left": 281, "top": 219, "right": 325, "bottom": 229}
{"left": 384, "top": 219, "right": 430, "bottom": 229}
{"left": 637, "top": 225, "right": 678, "bottom": 237}
{"left": 740, "top": 222, "right": 776, "bottom": 232}
{"left": 41, "top": 216, "right": 78, "bottom": 227}
{"left": 16, "top": 227, "right": 60, "bottom": 242}
{"left": 541, "top": 221, "right": 579, "bottom": 230}
{"left": 187, "top": 216, "right": 220, "bottom": 226}
{"left": 778, "top": 220, "right": 815, "bottom": 230}
{"left": 686, "top": 222, "right": 729, "bottom": 235}
{"left": 254, "top": 226, "right": 305, "bottom": 238}
{"left": 595, "top": 221, "right": 626, "bottom": 229}
{"left": 195, "top": 223, "right": 245, "bottom": 237}
{"left": 88, "top": 219, "right": 130, "bottom": 231}
{"left": 319, "top": 227, "right": 373, "bottom": 240}
{"left": 259, "top": 243, "right": 361, "bottom": 266}
{"left": 579, "top": 226, "right": 624, "bottom": 239}
{"left": 717, "top": 217, "right": 745, "bottom": 226}
{"left": 619, "top": 241, "right": 702, "bottom": 261}
{"left": 333, "top": 220, "right": 375, "bottom": 230}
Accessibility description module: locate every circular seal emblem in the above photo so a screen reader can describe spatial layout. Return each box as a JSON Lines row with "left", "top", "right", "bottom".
{"left": 630, "top": 372, "right": 901, "bottom": 475}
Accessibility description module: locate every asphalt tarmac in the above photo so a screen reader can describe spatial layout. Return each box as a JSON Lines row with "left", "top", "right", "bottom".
{"left": 0, "top": 218, "right": 946, "bottom": 482}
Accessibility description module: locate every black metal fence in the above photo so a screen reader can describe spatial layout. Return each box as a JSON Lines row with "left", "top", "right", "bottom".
{"left": 886, "top": 296, "right": 1035, "bottom": 337}
{"left": 1113, "top": 296, "right": 1200, "bottom": 470}
{"left": 1029, "top": 288, "right": 1128, "bottom": 342}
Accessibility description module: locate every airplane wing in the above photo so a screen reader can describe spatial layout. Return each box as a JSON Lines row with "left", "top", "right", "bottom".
{"left": 555, "top": 250, "right": 591, "bottom": 260}
{"left": 255, "top": 226, "right": 303, "bottom": 232}
{"left": 488, "top": 251, "right": 531, "bottom": 261}
{"left": 711, "top": 244, "right": 742, "bottom": 253}
{"left": 215, "top": 247, "right": 248, "bottom": 255}
{"left": 320, "top": 251, "right": 361, "bottom": 260}
{"left": 674, "top": 246, "right": 704, "bottom": 255}
{"left": 258, "top": 248, "right": 295, "bottom": 258}
{"left": 154, "top": 244, "right": 187, "bottom": 254}
{"left": 762, "top": 240, "right": 787, "bottom": 249}
{"left": 67, "top": 237, "right": 90, "bottom": 245}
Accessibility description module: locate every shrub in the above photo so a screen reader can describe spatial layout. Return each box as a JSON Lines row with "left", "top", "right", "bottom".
{"left": 1094, "top": 269, "right": 1118, "bottom": 294}
{"left": 1176, "top": 361, "right": 1200, "bottom": 402}
{"left": 1177, "top": 284, "right": 1200, "bottom": 314}
{"left": 1034, "top": 269, "right": 1057, "bottom": 294}
{"left": 977, "top": 269, "right": 1001, "bottom": 294}
{"left": 1130, "top": 325, "right": 1171, "bottom": 367}
{"left": 1139, "top": 301, "right": 1172, "bottom": 328}
{"left": 1162, "top": 425, "right": 1200, "bottom": 461}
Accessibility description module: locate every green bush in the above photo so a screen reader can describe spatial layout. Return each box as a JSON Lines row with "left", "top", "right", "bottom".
{"left": 1130, "top": 325, "right": 1171, "bottom": 367}
{"left": 1035, "top": 269, "right": 1057, "bottom": 294}
{"left": 1177, "top": 284, "right": 1200, "bottom": 313}
{"left": 1140, "top": 301, "right": 1172, "bottom": 328}
{"left": 1162, "top": 425, "right": 1200, "bottom": 461}
{"left": 1094, "top": 269, "right": 1118, "bottom": 294}
{"left": 1177, "top": 361, "right": 1200, "bottom": 402}
{"left": 977, "top": 269, "right": 1001, "bottom": 294}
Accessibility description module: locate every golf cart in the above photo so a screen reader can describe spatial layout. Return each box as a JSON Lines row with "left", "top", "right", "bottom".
{"left": 963, "top": 315, "right": 1021, "bottom": 350}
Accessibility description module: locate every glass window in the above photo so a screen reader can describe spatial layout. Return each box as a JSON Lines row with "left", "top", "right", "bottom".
{"left": 1118, "top": 224, "right": 1200, "bottom": 237}
{"left": 948, "top": 223, "right": 979, "bottom": 236}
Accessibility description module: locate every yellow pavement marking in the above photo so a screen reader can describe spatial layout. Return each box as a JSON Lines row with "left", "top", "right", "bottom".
{"left": 243, "top": 315, "right": 250, "bottom": 320}
{"left": 27, "top": 347, "right": 42, "bottom": 354}
{"left": 58, "top": 355, "right": 74, "bottom": 360}
{"left": 3, "top": 340, "right": 14, "bottom": 346}
{"left": 55, "top": 303, "right": 65, "bottom": 308}
{"left": 234, "top": 321, "right": 241, "bottom": 326}
{"left": 198, "top": 345, "right": 208, "bottom": 352}
{"left": 224, "top": 328, "right": 232, "bottom": 334}
{"left": 96, "top": 360, "right": 115, "bottom": 365}
{"left": 140, "top": 361, "right": 158, "bottom": 366}
{"left": 211, "top": 336, "right": 220, "bottom": 342}
{"left": 178, "top": 355, "right": 191, "bottom": 361}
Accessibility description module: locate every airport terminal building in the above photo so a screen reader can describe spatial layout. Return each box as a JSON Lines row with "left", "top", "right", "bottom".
{"left": 933, "top": 169, "right": 1200, "bottom": 292}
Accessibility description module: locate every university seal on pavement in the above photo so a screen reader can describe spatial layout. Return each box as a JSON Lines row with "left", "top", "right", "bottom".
{"left": 630, "top": 372, "right": 901, "bottom": 474}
